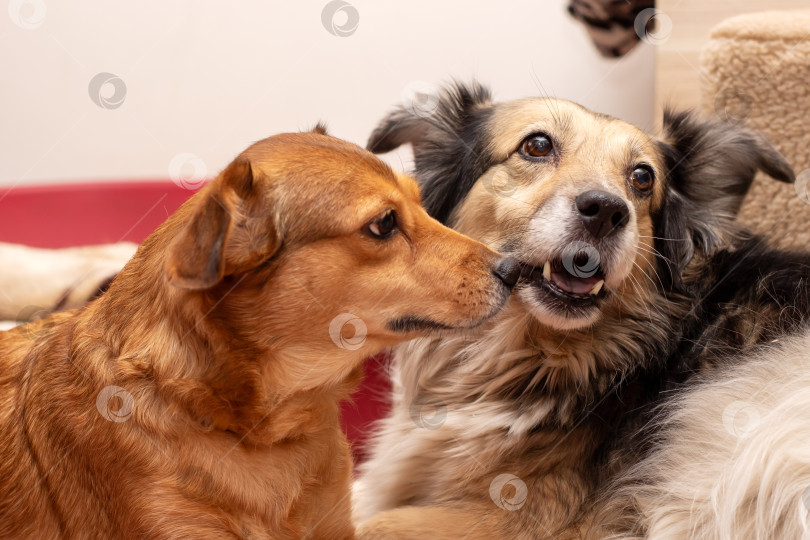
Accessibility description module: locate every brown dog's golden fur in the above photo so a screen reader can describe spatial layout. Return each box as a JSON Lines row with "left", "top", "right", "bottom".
{"left": 0, "top": 129, "right": 514, "bottom": 539}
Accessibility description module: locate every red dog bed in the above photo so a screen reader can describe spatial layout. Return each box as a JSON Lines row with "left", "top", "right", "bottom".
{"left": 0, "top": 181, "right": 390, "bottom": 463}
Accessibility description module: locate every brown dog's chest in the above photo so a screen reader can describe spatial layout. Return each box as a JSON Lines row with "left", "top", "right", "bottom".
{"left": 23, "top": 411, "right": 353, "bottom": 538}
{"left": 0, "top": 331, "right": 355, "bottom": 540}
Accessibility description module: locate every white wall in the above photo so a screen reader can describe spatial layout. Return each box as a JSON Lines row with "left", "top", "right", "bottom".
{"left": 0, "top": 0, "right": 654, "bottom": 187}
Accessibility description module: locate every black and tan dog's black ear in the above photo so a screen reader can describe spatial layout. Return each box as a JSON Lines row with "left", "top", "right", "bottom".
{"left": 366, "top": 80, "right": 496, "bottom": 223}
{"left": 367, "top": 107, "right": 431, "bottom": 154}
{"left": 166, "top": 158, "right": 279, "bottom": 290}
{"left": 366, "top": 81, "right": 492, "bottom": 154}
{"left": 655, "top": 110, "right": 795, "bottom": 286}
{"left": 661, "top": 110, "right": 794, "bottom": 195}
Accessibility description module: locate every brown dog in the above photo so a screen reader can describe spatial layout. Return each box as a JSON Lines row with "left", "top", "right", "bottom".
{"left": 0, "top": 127, "right": 518, "bottom": 539}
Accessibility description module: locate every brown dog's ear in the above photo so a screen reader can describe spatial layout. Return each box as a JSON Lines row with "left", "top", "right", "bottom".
{"left": 166, "top": 158, "right": 279, "bottom": 290}
{"left": 166, "top": 186, "right": 231, "bottom": 290}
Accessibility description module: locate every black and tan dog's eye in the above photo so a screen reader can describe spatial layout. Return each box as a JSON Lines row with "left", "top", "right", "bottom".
{"left": 630, "top": 166, "right": 654, "bottom": 192}
{"left": 365, "top": 209, "right": 398, "bottom": 239}
{"left": 520, "top": 134, "right": 553, "bottom": 158}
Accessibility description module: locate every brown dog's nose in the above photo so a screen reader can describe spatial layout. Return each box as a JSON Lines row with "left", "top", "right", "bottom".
{"left": 575, "top": 190, "right": 629, "bottom": 240}
{"left": 493, "top": 257, "right": 521, "bottom": 288}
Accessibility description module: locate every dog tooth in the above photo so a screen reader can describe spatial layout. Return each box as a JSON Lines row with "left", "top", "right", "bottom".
{"left": 589, "top": 280, "right": 604, "bottom": 296}
{"left": 543, "top": 261, "right": 551, "bottom": 281}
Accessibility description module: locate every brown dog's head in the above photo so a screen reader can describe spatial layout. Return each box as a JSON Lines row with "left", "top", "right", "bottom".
{"left": 161, "top": 126, "right": 516, "bottom": 385}
{"left": 368, "top": 82, "right": 794, "bottom": 331}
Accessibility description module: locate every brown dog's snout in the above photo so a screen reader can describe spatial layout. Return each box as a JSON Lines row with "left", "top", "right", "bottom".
{"left": 575, "top": 190, "right": 629, "bottom": 240}
{"left": 493, "top": 257, "right": 520, "bottom": 289}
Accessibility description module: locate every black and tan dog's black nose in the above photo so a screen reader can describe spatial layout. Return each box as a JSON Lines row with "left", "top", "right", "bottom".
{"left": 493, "top": 257, "right": 521, "bottom": 288}
{"left": 575, "top": 190, "right": 629, "bottom": 240}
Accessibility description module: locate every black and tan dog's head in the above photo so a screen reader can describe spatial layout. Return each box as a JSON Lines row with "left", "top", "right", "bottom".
{"left": 369, "top": 82, "right": 794, "bottom": 331}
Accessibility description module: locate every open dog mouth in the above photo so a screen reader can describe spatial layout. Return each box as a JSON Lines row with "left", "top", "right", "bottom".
{"left": 520, "top": 258, "right": 607, "bottom": 306}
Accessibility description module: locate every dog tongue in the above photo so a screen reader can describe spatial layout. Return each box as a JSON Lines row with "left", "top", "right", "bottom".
{"left": 550, "top": 269, "right": 601, "bottom": 295}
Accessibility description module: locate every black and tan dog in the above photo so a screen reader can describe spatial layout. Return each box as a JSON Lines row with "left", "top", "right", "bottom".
{"left": 0, "top": 127, "right": 518, "bottom": 539}
{"left": 354, "top": 82, "right": 810, "bottom": 539}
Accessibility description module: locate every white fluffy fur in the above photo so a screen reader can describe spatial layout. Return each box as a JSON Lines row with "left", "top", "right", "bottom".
{"left": 607, "top": 331, "right": 810, "bottom": 540}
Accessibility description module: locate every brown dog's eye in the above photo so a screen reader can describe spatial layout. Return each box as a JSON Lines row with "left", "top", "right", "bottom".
{"left": 630, "top": 166, "right": 654, "bottom": 192}
{"left": 364, "top": 209, "right": 397, "bottom": 239}
{"left": 520, "top": 134, "right": 553, "bottom": 159}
